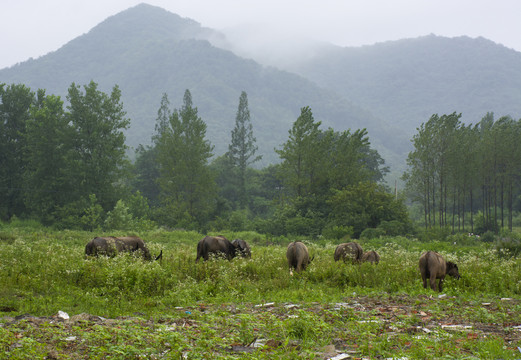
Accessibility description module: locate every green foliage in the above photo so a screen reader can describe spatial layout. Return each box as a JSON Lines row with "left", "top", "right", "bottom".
{"left": 66, "top": 81, "right": 130, "bottom": 211}
{"left": 474, "top": 212, "right": 500, "bottom": 235}
{"left": 276, "top": 106, "right": 323, "bottom": 198}
{"left": 81, "top": 194, "right": 105, "bottom": 232}
{"left": 155, "top": 90, "right": 216, "bottom": 229}
{"left": 1, "top": 227, "right": 521, "bottom": 358}
{"left": 327, "top": 181, "right": 410, "bottom": 238}
{"left": 104, "top": 200, "right": 133, "bottom": 230}
{"left": 360, "top": 227, "right": 385, "bottom": 240}
{"left": 495, "top": 234, "right": 521, "bottom": 258}
{"left": 0, "top": 83, "right": 35, "bottom": 220}
{"left": 322, "top": 225, "right": 353, "bottom": 240}
{"left": 24, "top": 91, "right": 70, "bottom": 224}
{"left": 404, "top": 112, "right": 521, "bottom": 235}
{"left": 415, "top": 226, "right": 452, "bottom": 242}
{"left": 227, "top": 91, "right": 261, "bottom": 208}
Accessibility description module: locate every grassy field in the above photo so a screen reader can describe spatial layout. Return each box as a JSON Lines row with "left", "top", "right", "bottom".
{"left": 1, "top": 225, "right": 521, "bottom": 359}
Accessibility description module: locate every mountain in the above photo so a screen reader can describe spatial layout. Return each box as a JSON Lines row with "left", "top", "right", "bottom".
{"left": 3, "top": 4, "right": 519, "bottom": 178}
{"left": 284, "top": 35, "right": 521, "bottom": 135}
{"left": 0, "top": 3, "right": 401, "bottom": 170}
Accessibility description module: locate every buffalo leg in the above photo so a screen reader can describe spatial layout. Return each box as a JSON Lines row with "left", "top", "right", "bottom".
{"left": 429, "top": 275, "right": 438, "bottom": 291}
{"left": 420, "top": 269, "right": 428, "bottom": 289}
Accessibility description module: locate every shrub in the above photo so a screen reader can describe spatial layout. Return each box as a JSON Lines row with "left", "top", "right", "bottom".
{"left": 104, "top": 200, "right": 133, "bottom": 230}
{"left": 480, "top": 230, "right": 496, "bottom": 243}
{"left": 495, "top": 236, "right": 521, "bottom": 258}
{"left": 416, "top": 226, "right": 452, "bottom": 242}
{"left": 360, "top": 227, "right": 385, "bottom": 240}
{"left": 378, "top": 220, "right": 407, "bottom": 236}
{"left": 474, "top": 212, "right": 499, "bottom": 235}
{"left": 322, "top": 225, "right": 353, "bottom": 240}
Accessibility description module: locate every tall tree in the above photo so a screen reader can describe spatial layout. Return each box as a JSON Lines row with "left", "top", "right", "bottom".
{"left": 275, "top": 106, "right": 322, "bottom": 198}
{"left": 156, "top": 90, "right": 216, "bottom": 228}
{"left": 65, "top": 81, "right": 130, "bottom": 211}
{"left": 133, "top": 93, "right": 171, "bottom": 207}
{"left": 227, "top": 91, "right": 261, "bottom": 208}
{"left": 0, "top": 83, "right": 34, "bottom": 220}
{"left": 24, "top": 90, "right": 70, "bottom": 224}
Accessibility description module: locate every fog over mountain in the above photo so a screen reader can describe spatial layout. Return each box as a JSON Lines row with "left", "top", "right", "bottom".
{"left": 2, "top": 3, "right": 521, "bottom": 180}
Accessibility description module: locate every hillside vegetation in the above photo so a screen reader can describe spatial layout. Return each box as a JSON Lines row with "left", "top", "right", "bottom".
{"left": 3, "top": 4, "right": 520, "bottom": 173}
{"left": 290, "top": 35, "right": 521, "bottom": 139}
{"left": 0, "top": 4, "right": 392, "bottom": 167}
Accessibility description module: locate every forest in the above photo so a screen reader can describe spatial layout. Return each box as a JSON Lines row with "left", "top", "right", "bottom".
{"left": 0, "top": 81, "right": 407, "bottom": 238}
{"left": 1, "top": 80, "right": 521, "bottom": 240}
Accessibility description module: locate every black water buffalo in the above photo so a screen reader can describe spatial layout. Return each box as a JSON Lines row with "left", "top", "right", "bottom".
{"left": 232, "top": 239, "right": 251, "bottom": 258}
{"left": 419, "top": 251, "right": 460, "bottom": 292}
{"left": 85, "top": 236, "right": 162, "bottom": 261}
{"left": 361, "top": 250, "right": 380, "bottom": 264}
{"left": 286, "top": 241, "right": 313, "bottom": 273}
{"left": 334, "top": 242, "right": 363, "bottom": 263}
{"left": 196, "top": 236, "right": 237, "bottom": 262}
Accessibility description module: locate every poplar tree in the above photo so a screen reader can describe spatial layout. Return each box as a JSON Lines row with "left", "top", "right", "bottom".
{"left": 275, "top": 106, "right": 322, "bottom": 198}
{"left": 227, "top": 91, "right": 261, "bottom": 208}
{"left": 65, "top": 81, "right": 130, "bottom": 211}
{"left": 156, "top": 90, "right": 215, "bottom": 227}
{"left": 0, "top": 84, "right": 34, "bottom": 220}
{"left": 24, "top": 90, "right": 70, "bottom": 223}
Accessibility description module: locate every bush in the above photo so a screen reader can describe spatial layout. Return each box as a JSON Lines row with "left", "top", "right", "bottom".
{"left": 474, "top": 212, "right": 499, "bottom": 235}
{"left": 360, "top": 227, "right": 385, "bottom": 240}
{"left": 104, "top": 200, "right": 133, "bottom": 230}
{"left": 378, "top": 220, "right": 407, "bottom": 236}
{"left": 416, "top": 226, "right": 452, "bottom": 242}
{"left": 229, "top": 210, "right": 252, "bottom": 232}
{"left": 495, "top": 236, "right": 521, "bottom": 258}
{"left": 480, "top": 231, "right": 496, "bottom": 243}
{"left": 322, "top": 225, "right": 353, "bottom": 240}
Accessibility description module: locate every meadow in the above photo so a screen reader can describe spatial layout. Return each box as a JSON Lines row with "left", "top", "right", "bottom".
{"left": 1, "top": 223, "right": 521, "bottom": 359}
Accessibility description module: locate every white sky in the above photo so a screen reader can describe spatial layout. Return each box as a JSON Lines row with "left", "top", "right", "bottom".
{"left": 1, "top": 0, "right": 520, "bottom": 69}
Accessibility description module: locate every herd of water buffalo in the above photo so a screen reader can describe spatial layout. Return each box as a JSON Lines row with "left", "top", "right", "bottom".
{"left": 84, "top": 235, "right": 461, "bottom": 292}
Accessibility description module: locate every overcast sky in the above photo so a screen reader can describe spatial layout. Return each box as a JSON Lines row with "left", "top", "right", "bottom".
{"left": 1, "top": 0, "right": 520, "bottom": 69}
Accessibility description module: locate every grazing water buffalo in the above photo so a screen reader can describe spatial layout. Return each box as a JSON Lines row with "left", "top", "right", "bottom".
{"left": 286, "top": 241, "right": 313, "bottom": 273}
{"left": 85, "top": 236, "right": 162, "bottom": 261}
{"left": 232, "top": 239, "right": 251, "bottom": 258}
{"left": 361, "top": 250, "right": 380, "bottom": 264}
{"left": 419, "top": 251, "right": 460, "bottom": 292}
{"left": 334, "top": 242, "right": 363, "bottom": 263}
{"left": 196, "top": 236, "right": 237, "bottom": 262}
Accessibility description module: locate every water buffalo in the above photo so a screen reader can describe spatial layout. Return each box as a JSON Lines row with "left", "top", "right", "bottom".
{"left": 85, "top": 236, "right": 162, "bottom": 261}
{"left": 361, "top": 250, "right": 380, "bottom": 264}
{"left": 419, "top": 251, "right": 460, "bottom": 292}
{"left": 232, "top": 238, "right": 251, "bottom": 258}
{"left": 196, "top": 235, "right": 237, "bottom": 262}
{"left": 334, "top": 242, "right": 363, "bottom": 263}
{"left": 286, "top": 241, "right": 313, "bottom": 273}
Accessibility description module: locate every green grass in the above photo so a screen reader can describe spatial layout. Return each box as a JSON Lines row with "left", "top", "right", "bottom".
{"left": 1, "top": 226, "right": 521, "bottom": 358}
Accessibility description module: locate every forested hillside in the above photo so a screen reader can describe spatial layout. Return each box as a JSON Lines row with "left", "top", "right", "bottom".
{"left": 0, "top": 3, "right": 397, "bottom": 167}
{"left": 289, "top": 35, "right": 521, "bottom": 136}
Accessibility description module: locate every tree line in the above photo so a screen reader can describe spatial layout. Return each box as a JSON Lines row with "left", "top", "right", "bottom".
{"left": 0, "top": 81, "right": 407, "bottom": 238}
{"left": 403, "top": 112, "right": 521, "bottom": 234}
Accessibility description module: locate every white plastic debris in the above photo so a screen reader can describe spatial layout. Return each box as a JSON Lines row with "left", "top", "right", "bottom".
{"left": 255, "top": 302, "right": 275, "bottom": 308}
{"left": 441, "top": 324, "right": 472, "bottom": 331}
{"left": 57, "top": 311, "right": 69, "bottom": 320}
{"left": 328, "top": 354, "right": 351, "bottom": 360}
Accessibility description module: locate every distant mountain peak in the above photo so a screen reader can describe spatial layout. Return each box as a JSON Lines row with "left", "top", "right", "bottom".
{"left": 86, "top": 2, "right": 218, "bottom": 44}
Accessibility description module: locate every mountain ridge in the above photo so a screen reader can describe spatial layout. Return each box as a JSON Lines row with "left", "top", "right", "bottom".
{"left": 2, "top": 3, "right": 519, "bottom": 177}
